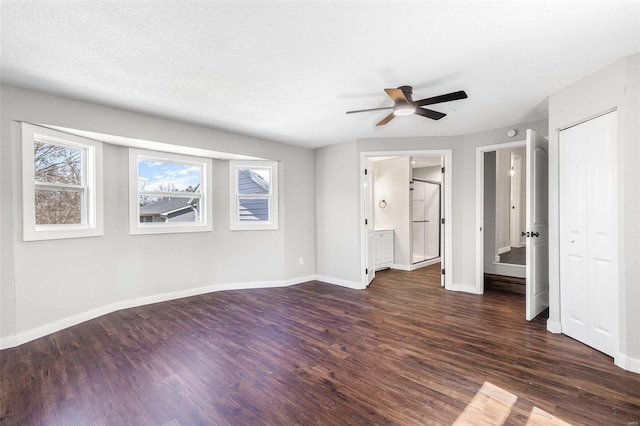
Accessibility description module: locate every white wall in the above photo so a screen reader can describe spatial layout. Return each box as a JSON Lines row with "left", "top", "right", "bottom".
{"left": 373, "top": 157, "right": 411, "bottom": 268}
{"left": 548, "top": 53, "right": 640, "bottom": 372}
{"left": 412, "top": 165, "right": 441, "bottom": 182}
{"left": 314, "top": 140, "right": 361, "bottom": 287}
{"left": 0, "top": 84, "right": 316, "bottom": 348}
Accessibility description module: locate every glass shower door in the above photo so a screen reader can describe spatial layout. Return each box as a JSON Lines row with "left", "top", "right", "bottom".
{"left": 412, "top": 180, "right": 441, "bottom": 264}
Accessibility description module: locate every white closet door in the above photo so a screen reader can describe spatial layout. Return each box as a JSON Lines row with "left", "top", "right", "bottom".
{"left": 559, "top": 111, "right": 618, "bottom": 357}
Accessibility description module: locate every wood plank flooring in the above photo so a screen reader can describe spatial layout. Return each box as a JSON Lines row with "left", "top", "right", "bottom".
{"left": 2, "top": 264, "right": 639, "bottom": 425}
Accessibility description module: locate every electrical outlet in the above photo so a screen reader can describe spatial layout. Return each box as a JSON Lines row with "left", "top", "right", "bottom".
{"left": 298, "top": 257, "right": 304, "bottom": 266}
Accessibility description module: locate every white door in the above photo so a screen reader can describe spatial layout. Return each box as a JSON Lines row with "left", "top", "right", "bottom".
{"left": 509, "top": 154, "right": 522, "bottom": 248}
{"left": 525, "top": 129, "right": 549, "bottom": 321}
{"left": 559, "top": 111, "right": 617, "bottom": 357}
{"left": 440, "top": 159, "right": 445, "bottom": 287}
{"left": 366, "top": 163, "right": 375, "bottom": 286}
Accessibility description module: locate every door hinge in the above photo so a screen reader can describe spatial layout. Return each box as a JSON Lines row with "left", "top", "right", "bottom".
{"left": 365, "top": 268, "right": 368, "bottom": 275}
{"left": 441, "top": 268, "right": 445, "bottom": 275}
{"left": 441, "top": 218, "right": 445, "bottom": 225}
{"left": 441, "top": 167, "right": 445, "bottom": 174}
{"left": 364, "top": 168, "right": 368, "bottom": 175}
{"left": 365, "top": 218, "right": 368, "bottom": 225}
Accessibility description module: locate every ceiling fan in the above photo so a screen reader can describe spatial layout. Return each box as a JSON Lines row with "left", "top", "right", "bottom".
{"left": 346, "top": 86, "right": 468, "bottom": 126}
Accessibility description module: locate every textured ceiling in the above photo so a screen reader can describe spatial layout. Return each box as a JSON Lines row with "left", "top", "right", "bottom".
{"left": 1, "top": 1, "right": 638, "bottom": 149}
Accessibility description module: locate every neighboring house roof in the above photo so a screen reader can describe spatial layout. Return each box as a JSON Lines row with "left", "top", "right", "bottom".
{"left": 238, "top": 169, "right": 269, "bottom": 221}
{"left": 140, "top": 197, "right": 195, "bottom": 216}
{"left": 238, "top": 169, "right": 268, "bottom": 194}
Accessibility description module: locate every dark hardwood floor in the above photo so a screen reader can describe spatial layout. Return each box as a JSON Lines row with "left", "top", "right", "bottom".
{"left": 2, "top": 264, "right": 639, "bottom": 425}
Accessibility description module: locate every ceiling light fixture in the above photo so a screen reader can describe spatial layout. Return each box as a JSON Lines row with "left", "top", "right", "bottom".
{"left": 393, "top": 103, "right": 416, "bottom": 116}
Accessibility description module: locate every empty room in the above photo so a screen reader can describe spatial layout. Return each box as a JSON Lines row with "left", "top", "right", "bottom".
{"left": 1, "top": 1, "right": 639, "bottom": 425}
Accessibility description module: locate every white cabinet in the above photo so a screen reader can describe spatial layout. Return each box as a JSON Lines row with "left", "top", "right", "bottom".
{"left": 374, "top": 230, "right": 394, "bottom": 270}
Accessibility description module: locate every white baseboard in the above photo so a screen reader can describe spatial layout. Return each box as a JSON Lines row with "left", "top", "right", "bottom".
{"left": 285, "top": 275, "right": 316, "bottom": 286}
{"left": 449, "top": 283, "right": 483, "bottom": 295}
{"left": 546, "top": 320, "right": 562, "bottom": 333}
{"left": 391, "top": 263, "right": 411, "bottom": 271}
{"left": 407, "top": 258, "right": 441, "bottom": 271}
{"left": 498, "top": 246, "right": 511, "bottom": 255}
{"left": 615, "top": 353, "right": 640, "bottom": 374}
{"left": 314, "top": 275, "right": 364, "bottom": 290}
{"left": 0, "top": 275, "right": 316, "bottom": 350}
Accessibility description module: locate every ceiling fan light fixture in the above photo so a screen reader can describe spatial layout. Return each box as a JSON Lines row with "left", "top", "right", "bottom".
{"left": 393, "top": 103, "right": 415, "bottom": 116}
{"left": 346, "top": 87, "right": 468, "bottom": 125}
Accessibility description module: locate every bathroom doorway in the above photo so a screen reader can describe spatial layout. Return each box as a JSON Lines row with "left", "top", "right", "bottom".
{"left": 360, "top": 150, "right": 452, "bottom": 289}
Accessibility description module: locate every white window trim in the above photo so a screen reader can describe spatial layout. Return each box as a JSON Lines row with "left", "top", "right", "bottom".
{"left": 229, "top": 160, "right": 279, "bottom": 231}
{"left": 129, "top": 149, "right": 213, "bottom": 235}
{"left": 22, "top": 123, "right": 103, "bottom": 241}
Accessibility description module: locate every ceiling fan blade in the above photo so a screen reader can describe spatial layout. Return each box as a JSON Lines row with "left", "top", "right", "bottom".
{"left": 376, "top": 112, "right": 396, "bottom": 126}
{"left": 415, "top": 108, "right": 446, "bottom": 120}
{"left": 415, "top": 90, "right": 468, "bottom": 107}
{"left": 384, "top": 88, "right": 407, "bottom": 103}
{"left": 346, "top": 106, "right": 394, "bottom": 114}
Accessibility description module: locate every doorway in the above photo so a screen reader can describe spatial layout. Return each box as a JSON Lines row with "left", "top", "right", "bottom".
{"left": 360, "top": 150, "right": 452, "bottom": 289}
{"left": 485, "top": 146, "right": 527, "bottom": 271}
{"left": 475, "top": 131, "right": 549, "bottom": 321}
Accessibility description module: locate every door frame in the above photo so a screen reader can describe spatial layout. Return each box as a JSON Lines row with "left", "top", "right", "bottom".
{"left": 360, "top": 149, "right": 452, "bottom": 289}
{"left": 475, "top": 140, "right": 526, "bottom": 293}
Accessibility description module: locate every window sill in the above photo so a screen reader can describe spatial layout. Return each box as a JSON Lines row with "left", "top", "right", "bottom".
{"left": 130, "top": 223, "right": 213, "bottom": 236}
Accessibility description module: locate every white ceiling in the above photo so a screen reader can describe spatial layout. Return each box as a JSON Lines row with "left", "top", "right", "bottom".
{"left": 1, "top": 1, "right": 638, "bottom": 149}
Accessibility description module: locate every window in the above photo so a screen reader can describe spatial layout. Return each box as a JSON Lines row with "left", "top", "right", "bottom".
{"left": 229, "top": 161, "right": 278, "bottom": 230}
{"left": 129, "top": 149, "right": 212, "bottom": 235}
{"left": 22, "top": 123, "right": 103, "bottom": 241}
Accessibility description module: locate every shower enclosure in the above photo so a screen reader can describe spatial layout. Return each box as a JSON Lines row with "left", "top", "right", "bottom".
{"left": 412, "top": 179, "right": 441, "bottom": 263}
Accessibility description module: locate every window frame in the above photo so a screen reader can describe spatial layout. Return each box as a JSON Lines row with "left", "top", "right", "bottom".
{"left": 129, "top": 149, "right": 213, "bottom": 235}
{"left": 21, "top": 123, "right": 103, "bottom": 241}
{"left": 229, "top": 160, "right": 279, "bottom": 231}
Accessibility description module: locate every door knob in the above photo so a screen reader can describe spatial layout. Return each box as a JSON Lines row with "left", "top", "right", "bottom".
{"left": 521, "top": 231, "right": 526, "bottom": 237}
{"left": 531, "top": 232, "right": 540, "bottom": 237}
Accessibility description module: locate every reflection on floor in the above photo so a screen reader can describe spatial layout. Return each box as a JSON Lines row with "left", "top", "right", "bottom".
{"left": 499, "top": 246, "right": 526, "bottom": 265}
{"left": 453, "top": 382, "right": 572, "bottom": 426}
